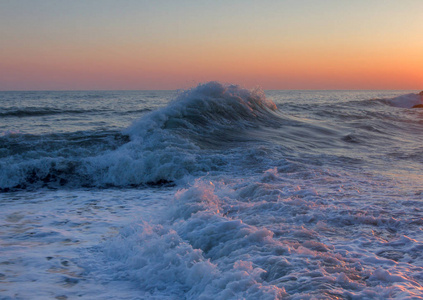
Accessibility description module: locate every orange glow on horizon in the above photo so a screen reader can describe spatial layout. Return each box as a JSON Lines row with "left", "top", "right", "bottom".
{"left": 1, "top": 1, "right": 422, "bottom": 90}
{"left": 2, "top": 41, "right": 421, "bottom": 90}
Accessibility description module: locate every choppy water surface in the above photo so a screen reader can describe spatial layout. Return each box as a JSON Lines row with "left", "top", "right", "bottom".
{"left": 1, "top": 83, "right": 422, "bottom": 299}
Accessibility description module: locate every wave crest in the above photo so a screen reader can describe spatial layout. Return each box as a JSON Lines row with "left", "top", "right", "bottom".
{"left": 124, "top": 81, "right": 278, "bottom": 139}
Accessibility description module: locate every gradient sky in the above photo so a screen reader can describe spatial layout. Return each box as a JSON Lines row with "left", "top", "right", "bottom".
{"left": 1, "top": 0, "right": 422, "bottom": 90}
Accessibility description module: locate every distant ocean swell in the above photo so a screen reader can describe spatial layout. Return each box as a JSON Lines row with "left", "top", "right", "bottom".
{"left": 0, "top": 107, "right": 152, "bottom": 118}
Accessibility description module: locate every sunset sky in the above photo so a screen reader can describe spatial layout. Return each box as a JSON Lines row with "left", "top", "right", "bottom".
{"left": 1, "top": 0, "right": 422, "bottom": 90}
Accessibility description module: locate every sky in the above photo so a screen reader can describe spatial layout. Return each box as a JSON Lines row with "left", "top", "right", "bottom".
{"left": 0, "top": 0, "right": 422, "bottom": 90}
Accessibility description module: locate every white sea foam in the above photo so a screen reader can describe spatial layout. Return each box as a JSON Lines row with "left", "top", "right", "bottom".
{"left": 85, "top": 168, "right": 423, "bottom": 298}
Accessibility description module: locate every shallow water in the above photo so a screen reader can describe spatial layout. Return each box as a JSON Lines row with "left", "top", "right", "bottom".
{"left": 1, "top": 83, "right": 422, "bottom": 299}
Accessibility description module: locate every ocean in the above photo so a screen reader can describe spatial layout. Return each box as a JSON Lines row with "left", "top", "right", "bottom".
{"left": 1, "top": 82, "right": 423, "bottom": 299}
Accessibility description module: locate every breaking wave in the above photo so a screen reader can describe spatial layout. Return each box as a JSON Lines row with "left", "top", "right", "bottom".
{"left": 0, "top": 82, "right": 281, "bottom": 191}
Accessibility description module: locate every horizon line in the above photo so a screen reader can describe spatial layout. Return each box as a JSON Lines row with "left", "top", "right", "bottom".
{"left": 0, "top": 88, "right": 419, "bottom": 93}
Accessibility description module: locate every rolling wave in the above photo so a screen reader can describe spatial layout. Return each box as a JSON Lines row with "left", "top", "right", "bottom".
{"left": 0, "top": 82, "right": 283, "bottom": 191}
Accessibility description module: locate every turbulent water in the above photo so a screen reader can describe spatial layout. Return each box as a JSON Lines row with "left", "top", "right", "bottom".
{"left": 1, "top": 83, "right": 423, "bottom": 299}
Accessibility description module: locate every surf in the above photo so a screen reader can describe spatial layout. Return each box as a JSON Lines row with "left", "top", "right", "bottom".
{"left": 0, "top": 82, "right": 283, "bottom": 191}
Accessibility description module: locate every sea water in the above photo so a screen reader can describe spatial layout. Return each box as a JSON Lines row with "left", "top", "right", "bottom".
{"left": 1, "top": 83, "right": 422, "bottom": 299}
